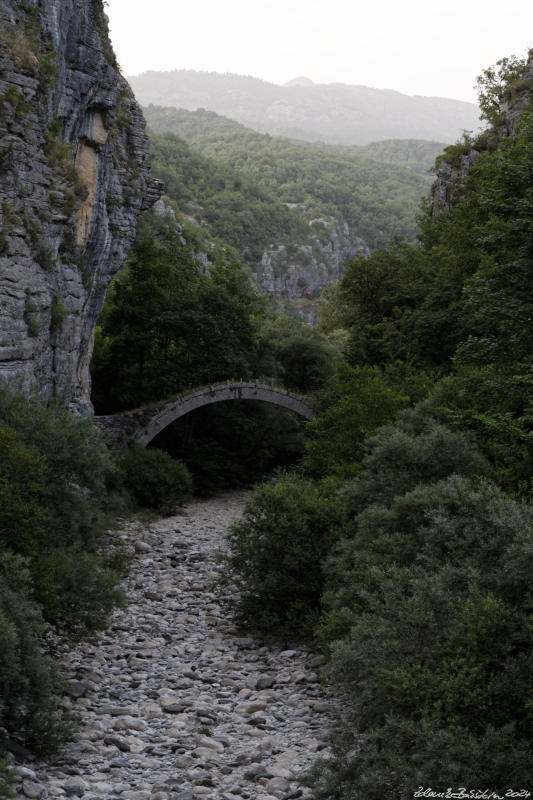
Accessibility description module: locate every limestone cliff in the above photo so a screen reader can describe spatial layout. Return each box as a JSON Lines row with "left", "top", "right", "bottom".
{"left": 431, "top": 48, "right": 533, "bottom": 219}
{"left": 0, "top": 0, "right": 161, "bottom": 412}
{"left": 255, "top": 217, "right": 369, "bottom": 323}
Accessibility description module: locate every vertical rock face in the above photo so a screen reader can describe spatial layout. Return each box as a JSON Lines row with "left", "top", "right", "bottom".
{"left": 255, "top": 218, "right": 369, "bottom": 322}
{"left": 0, "top": 0, "right": 161, "bottom": 412}
{"left": 430, "top": 48, "right": 533, "bottom": 220}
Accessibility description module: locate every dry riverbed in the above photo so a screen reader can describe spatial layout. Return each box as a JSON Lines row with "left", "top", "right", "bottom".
{"left": 15, "top": 490, "right": 334, "bottom": 800}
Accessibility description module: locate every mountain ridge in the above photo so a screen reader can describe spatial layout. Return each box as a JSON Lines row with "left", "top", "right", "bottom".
{"left": 129, "top": 68, "right": 481, "bottom": 146}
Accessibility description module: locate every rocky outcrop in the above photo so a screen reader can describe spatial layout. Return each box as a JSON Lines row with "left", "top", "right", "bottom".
{"left": 431, "top": 48, "right": 533, "bottom": 220}
{"left": 0, "top": 0, "right": 161, "bottom": 412}
{"left": 499, "top": 48, "right": 533, "bottom": 135}
{"left": 430, "top": 150, "right": 481, "bottom": 219}
{"left": 255, "top": 216, "right": 368, "bottom": 322}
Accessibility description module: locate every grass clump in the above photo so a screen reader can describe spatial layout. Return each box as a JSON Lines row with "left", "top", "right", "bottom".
{"left": 0, "top": 23, "right": 39, "bottom": 75}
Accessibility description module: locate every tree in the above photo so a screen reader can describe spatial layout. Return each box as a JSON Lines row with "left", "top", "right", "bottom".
{"left": 303, "top": 364, "right": 408, "bottom": 478}
{"left": 221, "top": 475, "right": 343, "bottom": 639}
{"left": 475, "top": 54, "right": 527, "bottom": 125}
{"left": 91, "top": 212, "right": 260, "bottom": 412}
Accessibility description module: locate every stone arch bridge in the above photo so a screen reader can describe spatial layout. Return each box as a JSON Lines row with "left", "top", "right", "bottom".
{"left": 94, "top": 380, "right": 314, "bottom": 450}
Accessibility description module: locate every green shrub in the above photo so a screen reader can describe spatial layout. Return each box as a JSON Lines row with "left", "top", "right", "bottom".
{"left": 0, "top": 425, "right": 50, "bottom": 558}
{"left": 0, "top": 386, "right": 128, "bottom": 632}
{"left": 221, "top": 474, "right": 343, "bottom": 640}
{"left": 313, "top": 476, "right": 533, "bottom": 798}
{"left": 120, "top": 446, "right": 193, "bottom": 514}
{"left": 312, "top": 567, "right": 533, "bottom": 796}
{"left": 0, "top": 554, "right": 72, "bottom": 758}
{"left": 308, "top": 715, "right": 533, "bottom": 799}
{"left": 434, "top": 132, "right": 474, "bottom": 169}
{"left": 35, "top": 241, "right": 56, "bottom": 270}
{"left": 339, "top": 402, "right": 488, "bottom": 515}
{"left": 50, "top": 295, "right": 67, "bottom": 333}
{"left": 31, "top": 546, "right": 126, "bottom": 634}
{"left": 320, "top": 475, "right": 532, "bottom": 641}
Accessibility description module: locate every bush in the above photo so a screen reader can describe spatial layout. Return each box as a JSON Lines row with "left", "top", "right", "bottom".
{"left": 313, "top": 475, "right": 533, "bottom": 798}
{"left": 308, "top": 715, "right": 533, "bottom": 799}
{"left": 0, "top": 385, "right": 114, "bottom": 548}
{"left": 0, "top": 386, "right": 128, "bottom": 632}
{"left": 320, "top": 474, "right": 532, "bottom": 640}
{"left": 0, "top": 554, "right": 72, "bottom": 759}
{"left": 32, "top": 546, "right": 126, "bottom": 634}
{"left": 221, "top": 474, "right": 343, "bottom": 640}
{"left": 120, "top": 446, "right": 193, "bottom": 514}
{"left": 339, "top": 402, "right": 488, "bottom": 515}
{"left": 0, "top": 387, "right": 132, "bottom": 777}
{"left": 0, "top": 425, "right": 49, "bottom": 558}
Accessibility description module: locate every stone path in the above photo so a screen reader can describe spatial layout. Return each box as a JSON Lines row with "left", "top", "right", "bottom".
{"left": 15, "top": 491, "right": 334, "bottom": 800}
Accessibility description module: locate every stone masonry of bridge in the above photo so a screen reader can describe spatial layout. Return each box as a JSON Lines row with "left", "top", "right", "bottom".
{"left": 94, "top": 381, "right": 315, "bottom": 450}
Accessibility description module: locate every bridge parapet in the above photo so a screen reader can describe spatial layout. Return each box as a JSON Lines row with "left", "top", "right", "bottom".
{"left": 94, "top": 381, "right": 314, "bottom": 450}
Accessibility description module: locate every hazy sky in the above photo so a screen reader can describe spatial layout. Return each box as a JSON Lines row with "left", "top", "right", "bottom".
{"left": 106, "top": 0, "right": 532, "bottom": 103}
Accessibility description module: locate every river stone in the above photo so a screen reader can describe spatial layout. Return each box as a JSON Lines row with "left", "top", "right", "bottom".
{"left": 21, "top": 782, "right": 45, "bottom": 798}
{"left": 18, "top": 493, "right": 335, "bottom": 800}
{"left": 266, "top": 776, "right": 291, "bottom": 797}
{"left": 195, "top": 735, "right": 225, "bottom": 752}
{"left": 62, "top": 776, "right": 89, "bottom": 796}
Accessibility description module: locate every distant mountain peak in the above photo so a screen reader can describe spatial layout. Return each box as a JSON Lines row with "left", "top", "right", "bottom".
{"left": 283, "top": 76, "right": 315, "bottom": 87}
{"left": 129, "top": 69, "right": 481, "bottom": 146}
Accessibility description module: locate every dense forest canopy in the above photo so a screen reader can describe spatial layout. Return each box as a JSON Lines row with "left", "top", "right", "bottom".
{"left": 144, "top": 106, "right": 431, "bottom": 299}
{"left": 145, "top": 106, "right": 446, "bottom": 175}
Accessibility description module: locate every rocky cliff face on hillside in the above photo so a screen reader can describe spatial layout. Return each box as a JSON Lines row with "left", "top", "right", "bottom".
{"left": 256, "top": 216, "right": 368, "bottom": 322}
{"left": 431, "top": 48, "right": 533, "bottom": 219}
{"left": 0, "top": 0, "right": 160, "bottom": 412}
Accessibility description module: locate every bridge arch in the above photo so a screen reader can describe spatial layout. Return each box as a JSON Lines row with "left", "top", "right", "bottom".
{"left": 95, "top": 381, "right": 314, "bottom": 450}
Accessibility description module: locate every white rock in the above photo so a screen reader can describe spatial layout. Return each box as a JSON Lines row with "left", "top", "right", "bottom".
{"left": 21, "top": 781, "right": 45, "bottom": 799}
{"left": 195, "top": 735, "right": 225, "bottom": 752}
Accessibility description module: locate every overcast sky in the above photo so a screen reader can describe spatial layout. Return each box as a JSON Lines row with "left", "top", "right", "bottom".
{"left": 106, "top": 0, "right": 532, "bottom": 103}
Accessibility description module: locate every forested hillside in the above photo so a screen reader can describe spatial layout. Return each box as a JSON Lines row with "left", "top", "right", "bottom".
{"left": 355, "top": 138, "right": 446, "bottom": 174}
{"left": 145, "top": 107, "right": 430, "bottom": 313}
{"left": 221, "top": 53, "right": 533, "bottom": 795}
{"left": 145, "top": 106, "right": 445, "bottom": 175}
{"left": 129, "top": 69, "right": 481, "bottom": 145}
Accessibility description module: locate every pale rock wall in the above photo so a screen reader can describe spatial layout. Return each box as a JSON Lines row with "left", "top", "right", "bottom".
{"left": 0, "top": 0, "right": 161, "bottom": 412}
{"left": 255, "top": 216, "right": 369, "bottom": 322}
